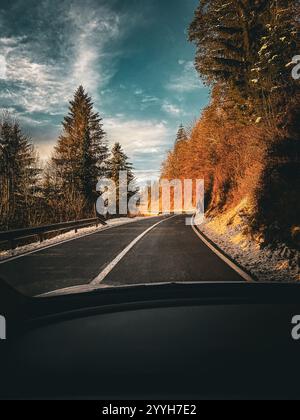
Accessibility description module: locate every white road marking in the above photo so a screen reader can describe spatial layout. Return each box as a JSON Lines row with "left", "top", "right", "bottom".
{"left": 90, "top": 215, "right": 177, "bottom": 286}
{"left": 191, "top": 216, "right": 254, "bottom": 283}
{"left": 0, "top": 216, "right": 161, "bottom": 266}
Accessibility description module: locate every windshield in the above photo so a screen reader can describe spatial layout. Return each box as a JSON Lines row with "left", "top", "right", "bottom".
{"left": 0, "top": 0, "right": 299, "bottom": 298}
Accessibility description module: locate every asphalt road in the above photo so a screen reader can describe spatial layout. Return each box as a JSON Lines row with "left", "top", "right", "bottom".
{"left": 0, "top": 215, "right": 245, "bottom": 296}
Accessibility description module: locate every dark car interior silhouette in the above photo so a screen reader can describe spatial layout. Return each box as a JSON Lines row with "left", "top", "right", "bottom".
{"left": 1, "top": 280, "right": 300, "bottom": 400}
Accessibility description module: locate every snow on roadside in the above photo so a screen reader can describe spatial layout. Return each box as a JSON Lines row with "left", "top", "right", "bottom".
{"left": 200, "top": 214, "right": 300, "bottom": 283}
{"left": 0, "top": 216, "right": 157, "bottom": 262}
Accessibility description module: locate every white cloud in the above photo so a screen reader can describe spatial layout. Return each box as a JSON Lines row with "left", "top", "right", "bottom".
{"left": 162, "top": 101, "right": 182, "bottom": 116}
{"left": 133, "top": 89, "right": 159, "bottom": 109}
{"left": 104, "top": 117, "right": 172, "bottom": 182}
{"left": 141, "top": 95, "right": 159, "bottom": 104}
{"left": 67, "top": 4, "right": 122, "bottom": 97}
{"left": 0, "top": 54, "right": 6, "bottom": 79}
{"left": 105, "top": 117, "right": 171, "bottom": 156}
{"left": 134, "top": 89, "right": 144, "bottom": 95}
{"left": 166, "top": 60, "right": 205, "bottom": 92}
{"left": 0, "top": 3, "right": 125, "bottom": 115}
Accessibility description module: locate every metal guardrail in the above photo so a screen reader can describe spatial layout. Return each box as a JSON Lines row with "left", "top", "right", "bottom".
{"left": 0, "top": 217, "right": 107, "bottom": 250}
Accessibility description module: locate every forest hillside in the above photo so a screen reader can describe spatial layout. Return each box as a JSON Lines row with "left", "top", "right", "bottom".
{"left": 162, "top": 0, "right": 300, "bottom": 255}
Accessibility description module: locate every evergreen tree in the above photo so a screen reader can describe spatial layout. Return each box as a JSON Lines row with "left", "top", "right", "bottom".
{"left": 251, "top": 0, "right": 299, "bottom": 121}
{"left": 189, "top": 0, "right": 269, "bottom": 117}
{"left": 175, "top": 124, "right": 188, "bottom": 144}
{"left": 0, "top": 114, "right": 40, "bottom": 229}
{"left": 189, "top": 0, "right": 299, "bottom": 123}
{"left": 53, "top": 86, "right": 108, "bottom": 218}
{"left": 107, "top": 143, "right": 138, "bottom": 216}
{"left": 41, "top": 160, "right": 64, "bottom": 222}
{"left": 163, "top": 125, "right": 188, "bottom": 179}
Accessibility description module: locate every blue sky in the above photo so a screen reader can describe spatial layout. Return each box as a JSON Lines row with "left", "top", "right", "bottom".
{"left": 0, "top": 0, "right": 210, "bottom": 183}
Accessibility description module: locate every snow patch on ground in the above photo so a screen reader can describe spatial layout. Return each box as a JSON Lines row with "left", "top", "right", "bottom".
{"left": 200, "top": 200, "right": 299, "bottom": 283}
{"left": 0, "top": 216, "right": 157, "bottom": 262}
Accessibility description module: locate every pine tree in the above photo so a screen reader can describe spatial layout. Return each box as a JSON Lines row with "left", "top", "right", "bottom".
{"left": 175, "top": 124, "right": 188, "bottom": 144}
{"left": 189, "top": 0, "right": 269, "bottom": 117}
{"left": 0, "top": 113, "right": 40, "bottom": 229}
{"left": 107, "top": 143, "right": 138, "bottom": 216}
{"left": 53, "top": 86, "right": 108, "bottom": 218}
{"left": 251, "top": 0, "right": 299, "bottom": 121}
{"left": 41, "top": 160, "right": 63, "bottom": 222}
{"left": 163, "top": 126, "right": 188, "bottom": 179}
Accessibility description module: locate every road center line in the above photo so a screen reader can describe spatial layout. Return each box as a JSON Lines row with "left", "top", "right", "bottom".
{"left": 91, "top": 215, "right": 177, "bottom": 286}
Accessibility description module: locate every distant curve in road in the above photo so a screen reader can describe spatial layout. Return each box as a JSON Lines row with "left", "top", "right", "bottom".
{"left": 100, "top": 215, "right": 244, "bottom": 287}
{"left": 0, "top": 215, "right": 245, "bottom": 296}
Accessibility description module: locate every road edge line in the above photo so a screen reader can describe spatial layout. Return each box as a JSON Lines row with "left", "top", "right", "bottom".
{"left": 91, "top": 215, "right": 177, "bottom": 286}
{"left": 191, "top": 216, "right": 255, "bottom": 283}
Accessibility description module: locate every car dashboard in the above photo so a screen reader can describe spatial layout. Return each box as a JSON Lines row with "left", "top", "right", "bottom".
{"left": 1, "top": 282, "right": 300, "bottom": 400}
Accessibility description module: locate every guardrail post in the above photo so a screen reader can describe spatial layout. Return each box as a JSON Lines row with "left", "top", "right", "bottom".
{"left": 38, "top": 233, "right": 44, "bottom": 243}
